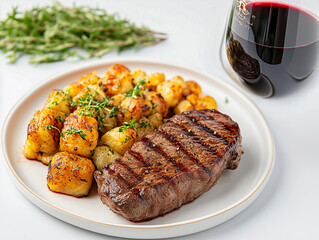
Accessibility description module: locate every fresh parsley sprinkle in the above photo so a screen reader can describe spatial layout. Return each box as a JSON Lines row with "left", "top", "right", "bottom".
{"left": 138, "top": 120, "right": 151, "bottom": 128}
{"left": 45, "top": 124, "right": 60, "bottom": 132}
{"left": 119, "top": 119, "right": 136, "bottom": 132}
{"left": 125, "top": 79, "right": 146, "bottom": 98}
{"left": 62, "top": 126, "right": 87, "bottom": 140}
{"left": 56, "top": 114, "right": 65, "bottom": 123}
{"left": 121, "top": 135, "right": 131, "bottom": 143}
{"left": 109, "top": 148, "right": 115, "bottom": 155}
{"left": 225, "top": 97, "right": 229, "bottom": 103}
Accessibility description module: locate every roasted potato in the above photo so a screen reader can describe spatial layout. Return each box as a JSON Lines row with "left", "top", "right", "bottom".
{"left": 76, "top": 71, "right": 99, "bottom": 87}
{"left": 148, "top": 113, "right": 163, "bottom": 130}
{"left": 195, "top": 96, "right": 218, "bottom": 110}
{"left": 97, "top": 108, "right": 117, "bottom": 135}
{"left": 117, "top": 97, "right": 144, "bottom": 125}
{"left": 173, "top": 100, "right": 194, "bottom": 114}
{"left": 169, "top": 76, "right": 190, "bottom": 96}
{"left": 186, "top": 80, "right": 202, "bottom": 98}
{"left": 73, "top": 84, "right": 106, "bottom": 102}
{"left": 43, "top": 90, "right": 73, "bottom": 117}
{"left": 62, "top": 82, "right": 84, "bottom": 98}
{"left": 156, "top": 80, "right": 183, "bottom": 108}
{"left": 186, "top": 94, "right": 199, "bottom": 106}
{"left": 100, "top": 64, "right": 133, "bottom": 96}
{"left": 135, "top": 117, "right": 153, "bottom": 139}
{"left": 131, "top": 69, "right": 147, "bottom": 85}
{"left": 92, "top": 146, "right": 122, "bottom": 169}
{"left": 60, "top": 114, "right": 98, "bottom": 158}
{"left": 100, "top": 127, "right": 138, "bottom": 155}
{"left": 23, "top": 109, "right": 63, "bottom": 163}
{"left": 110, "top": 94, "right": 125, "bottom": 107}
{"left": 35, "top": 153, "right": 55, "bottom": 165}
{"left": 144, "top": 91, "right": 169, "bottom": 117}
{"left": 145, "top": 73, "right": 165, "bottom": 91}
{"left": 47, "top": 152, "right": 95, "bottom": 197}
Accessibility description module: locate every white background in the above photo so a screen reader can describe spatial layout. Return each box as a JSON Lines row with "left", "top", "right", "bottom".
{"left": 0, "top": 0, "right": 318, "bottom": 239}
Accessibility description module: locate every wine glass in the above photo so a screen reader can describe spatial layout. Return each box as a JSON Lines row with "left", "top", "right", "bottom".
{"left": 220, "top": 0, "right": 319, "bottom": 97}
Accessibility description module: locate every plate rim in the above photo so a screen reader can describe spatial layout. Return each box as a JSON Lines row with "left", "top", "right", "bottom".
{"left": 1, "top": 57, "right": 275, "bottom": 230}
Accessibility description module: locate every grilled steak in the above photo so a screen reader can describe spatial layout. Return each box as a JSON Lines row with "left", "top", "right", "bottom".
{"left": 94, "top": 109, "right": 242, "bottom": 222}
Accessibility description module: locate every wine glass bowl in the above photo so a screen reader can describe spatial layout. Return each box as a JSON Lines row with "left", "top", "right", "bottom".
{"left": 221, "top": 0, "right": 319, "bottom": 97}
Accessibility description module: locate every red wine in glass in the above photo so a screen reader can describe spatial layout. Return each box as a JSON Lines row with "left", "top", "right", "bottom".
{"left": 222, "top": 1, "right": 319, "bottom": 97}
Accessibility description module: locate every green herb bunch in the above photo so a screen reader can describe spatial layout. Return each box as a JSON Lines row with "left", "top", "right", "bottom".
{"left": 0, "top": 2, "right": 167, "bottom": 63}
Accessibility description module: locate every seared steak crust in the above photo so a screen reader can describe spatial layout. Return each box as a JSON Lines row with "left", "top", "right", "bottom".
{"left": 94, "top": 109, "right": 242, "bottom": 222}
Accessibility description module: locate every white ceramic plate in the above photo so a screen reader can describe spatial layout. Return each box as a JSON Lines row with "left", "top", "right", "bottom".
{"left": 1, "top": 58, "right": 274, "bottom": 239}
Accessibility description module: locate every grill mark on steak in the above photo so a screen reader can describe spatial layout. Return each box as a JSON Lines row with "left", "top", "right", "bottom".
{"left": 183, "top": 115, "right": 229, "bottom": 145}
{"left": 115, "top": 158, "right": 143, "bottom": 182}
{"left": 127, "top": 150, "right": 150, "bottom": 167}
{"left": 99, "top": 167, "right": 137, "bottom": 206}
{"left": 168, "top": 121, "right": 218, "bottom": 156}
{"left": 127, "top": 148, "right": 173, "bottom": 183}
{"left": 141, "top": 136, "right": 188, "bottom": 173}
{"left": 157, "top": 128, "right": 213, "bottom": 175}
{"left": 195, "top": 111, "right": 235, "bottom": 133}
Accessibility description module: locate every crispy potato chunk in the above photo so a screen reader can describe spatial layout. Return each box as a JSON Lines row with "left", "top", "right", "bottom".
{"left": 131, "top": 69, "right": 147, "bottom": 85}
{"left": 100, "top": 127, "right": 138, "bottom": 155}
{"left": 43, "top": 90, "right": 73, "bottom": 117}
{"left": 117, "top": 97, "right": 144, "bottom": 125}
{"left": 36, "top": 153, "right": 55, "bottom": 165}
{"left": 60, "top": 114, "right": 98, "bottom": 158}
{"left": 186, "top": 94, "right": 199, "bottom": 106}
{"left": 195, "top": 96, "right": 218, "bottom": 110}
{"left": 110, "top": 94, "right": 125, "bottom": 107}
{"left": 62, "top": 82, "right": 84, "bottom": 98}
{"left": 135, "top": 117, "right": 154, "bottom": 139}
{"left": 98, "top": 108, "right": 117, "bottom": 135}
{"left": 145, "top": 73, "right": 165, "bottom": 91}
{"left": 148, "top": 113, "right": 163, "bottom": 130}
{"left": 47, "top": 152, "right": 95, "bottom": 197}
{"left": 156, "top": 80, "right": 183, "bottom": 108}
{"left": 23, "top": 109, "right": 63, "bottom": 163}
{"left": 144, "top": 91, "right": 169, "bottom": 117}
{"left": 186, "top": 80, "right": 202, "bottom": 98}
{"left": 92, "top": 146, "right": 122, "bottom": 169}
{"left": 73, "top": 84, "right": 106, "bottom": 102}
{"left": 169, "top": 76, "right": 190, "bottom": 96}
{"left": 100, "top": 64, "right": 133, "bottom": 96}
{"left": 174, "top": 100, "right": 194, "bottom": 114}
{"left": 76, "top": 71, "right": 99, "bottom": 87}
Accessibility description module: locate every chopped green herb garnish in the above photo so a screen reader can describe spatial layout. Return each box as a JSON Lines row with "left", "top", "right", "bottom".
{"left": 125, "top": 79, "right": 146, "bottom": 98}
{"left": 45, "top": 124, "right": 60, "bottom": 132}
{"left": 138, "top": 120, "right": 151, "bottom": 128}
{"left": 109, "top": 148, "right": 115, "bottom": 155}
{"left": 56, "top": 114, "right": 65, "bottom": 123}
{"left": 0, "top": 2, "right": 167, "bottom": 64}
{"left": 119, "top": 119, "right": 136, "bottom": 132}
{"left": 121, "top": 135, "right": 131, "bottom": 143}
{"left": 150, "top": 100, "right": 158, "bottom": 110}
{"left": 61, "top": 126, "right": 87, "bottom": 140}
{"left": 109, "top": 107, "right": 117, "bottom": 118}
{"left": 90, "top": 149, "right": 95, "bottom": 156}
{"left": 225, "top": 97, "right": 229, "bottom": 103}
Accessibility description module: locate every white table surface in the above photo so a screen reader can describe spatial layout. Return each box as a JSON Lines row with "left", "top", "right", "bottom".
{"left": 1, "top": 0, "right": 318, "bottom": 239}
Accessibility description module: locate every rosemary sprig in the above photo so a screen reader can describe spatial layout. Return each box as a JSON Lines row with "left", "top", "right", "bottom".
{"left": 0, "top": 2, "right": 167, "bottom": 63}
